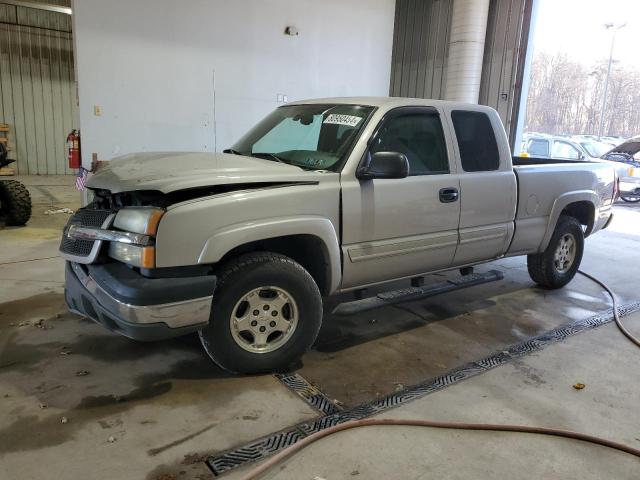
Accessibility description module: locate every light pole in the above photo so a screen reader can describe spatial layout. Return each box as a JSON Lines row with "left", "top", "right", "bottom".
{"left": 598, "top": 22, "right": 626, "bottom": 140}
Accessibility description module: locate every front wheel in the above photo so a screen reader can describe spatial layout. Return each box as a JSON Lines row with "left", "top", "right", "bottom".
{"left": 199, "top": 252, "right": 323, "bottom": 374}
{"left": 527, "top": 215, "right": 584, "bottom": 289}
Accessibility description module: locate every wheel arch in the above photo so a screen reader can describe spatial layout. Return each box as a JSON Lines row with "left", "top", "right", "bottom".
{"left": 539, "top": 191, "right": 597, "bottom": 252}
{"left": 197, "top": 216, "right": 341, "bottom": 295}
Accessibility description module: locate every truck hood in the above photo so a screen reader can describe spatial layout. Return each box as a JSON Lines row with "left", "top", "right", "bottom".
{"left": 601, "top": 136, "right": 640, "bottom": 168}
{"left": 603, "top": 136, "right": 640, "bottom": 158}
{"left": 87, "top": 152, "right": 324, "bottom": 193}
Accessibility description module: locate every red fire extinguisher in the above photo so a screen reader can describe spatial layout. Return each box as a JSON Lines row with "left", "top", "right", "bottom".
{"left": 67, "top": 129, "right": 81, "bottom": 169}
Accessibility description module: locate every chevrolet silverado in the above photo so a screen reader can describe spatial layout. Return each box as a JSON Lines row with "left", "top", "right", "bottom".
{"left": 60, "top": 97, "right": 617, "bottom": 373}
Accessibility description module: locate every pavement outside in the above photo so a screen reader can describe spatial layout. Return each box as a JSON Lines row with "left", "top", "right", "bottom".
{"left": 1, "top": 176, "right": 639, "bottom": 479}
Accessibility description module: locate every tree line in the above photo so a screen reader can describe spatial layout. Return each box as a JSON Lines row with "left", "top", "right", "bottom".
{"left": 524, "top": 51, "right": 640, "bottom": 138}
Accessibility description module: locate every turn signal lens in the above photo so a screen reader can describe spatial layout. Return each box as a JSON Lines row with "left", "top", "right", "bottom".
{"left": 145, "top": 209, "right": 164, "bottom": 235}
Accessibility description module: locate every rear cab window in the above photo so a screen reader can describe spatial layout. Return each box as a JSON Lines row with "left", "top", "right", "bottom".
{"left": 451, "top": 110, "right": 500, "bottom": 172}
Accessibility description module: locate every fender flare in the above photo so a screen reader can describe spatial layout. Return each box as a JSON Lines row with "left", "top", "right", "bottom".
{"left": 197, "top": 215, "right": 342, "bottom": 294}
{"left": 539, "top": 190, "right": 598, "bottom": 251}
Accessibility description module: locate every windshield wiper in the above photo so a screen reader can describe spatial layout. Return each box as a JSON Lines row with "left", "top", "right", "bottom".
{"left": 251, "top": 152, "right": 287, "bottom": 164}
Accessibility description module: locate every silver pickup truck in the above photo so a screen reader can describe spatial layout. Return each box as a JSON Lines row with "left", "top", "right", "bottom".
{"left": 60, "top": 97, "right": 617, "bottom": 373}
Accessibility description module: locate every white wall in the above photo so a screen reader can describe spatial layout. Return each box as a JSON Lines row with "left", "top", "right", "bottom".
{"left": 72, "top": 0, "right": 395, "bottom": 166}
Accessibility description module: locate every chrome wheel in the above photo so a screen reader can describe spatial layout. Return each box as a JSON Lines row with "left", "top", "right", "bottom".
{"left": 229, "top": 286, "right": 298, "bottom": 354}
{"left": 554, "top": 233, "right": 576, "bottom": 273}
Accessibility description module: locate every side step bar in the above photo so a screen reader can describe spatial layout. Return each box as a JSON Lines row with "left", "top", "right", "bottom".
{"left": 332, "top": 270, "right": 504, "bottom": 316}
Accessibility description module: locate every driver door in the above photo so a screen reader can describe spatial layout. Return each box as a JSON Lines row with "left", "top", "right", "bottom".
{"left": 340, "top": 107, "right": 461, "bottom": 289}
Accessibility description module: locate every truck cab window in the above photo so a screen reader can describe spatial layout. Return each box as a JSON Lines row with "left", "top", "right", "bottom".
{"left": 370, "top": 113, "right": 449, "bottom": 175}
{"left": 552, "top": 140, "right": 581, "bottom": 160}
{"left": 527, "top": 138, "right": 550, "bottom": 157}
{"left": 451, "top": 110, "right": 500, "bottom": 172}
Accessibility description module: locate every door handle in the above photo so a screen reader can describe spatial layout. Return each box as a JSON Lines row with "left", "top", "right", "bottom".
{"left": 439, "top": 187, "right": 459, "bottom": 203}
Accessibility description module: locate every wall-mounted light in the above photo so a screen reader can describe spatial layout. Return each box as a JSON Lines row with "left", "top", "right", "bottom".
{"left": 284, "top": 26, "right": 299, "bottom": 36}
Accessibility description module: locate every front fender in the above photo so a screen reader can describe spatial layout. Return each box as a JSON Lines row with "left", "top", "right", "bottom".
{"left": 539, "top": 190, "right": 598, "bottom": 251}
{"left": 197, "top": 215, "right": 342, "bottom": 294}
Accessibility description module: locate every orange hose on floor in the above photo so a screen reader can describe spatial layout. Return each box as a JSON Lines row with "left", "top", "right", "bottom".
{"left": 238, "top": 418, "right": 640, "bottom": 480}
{"left": 578, "top": 270, "right": 640, "bottom": 348}
{"left": 238, "top": 271, "right": 640, "bottom": 480}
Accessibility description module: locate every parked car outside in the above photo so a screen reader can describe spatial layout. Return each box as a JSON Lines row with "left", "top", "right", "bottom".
{"left": 521, "top": 133, "right": 635, "bottom": 189}
{"left": 602, "top": 136, "right": 640, "bottom": 202}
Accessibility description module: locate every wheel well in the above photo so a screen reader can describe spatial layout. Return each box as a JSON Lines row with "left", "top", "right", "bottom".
{"left": 217, "top": 234, "right": 332, "bottom": 295}
{"left": 561, "top": 201, "right": 595, "bottom": 236}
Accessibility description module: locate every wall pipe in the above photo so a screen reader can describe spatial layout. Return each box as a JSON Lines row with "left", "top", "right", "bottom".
{"left": 444, "top": 0, "right": 490, "bottom": 103}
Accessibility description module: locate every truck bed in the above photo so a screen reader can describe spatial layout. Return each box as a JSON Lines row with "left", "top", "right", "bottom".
{"left": 506, "top": 158, "right": 616, "bottom": 256}
{"left": 512, "top": 156, "right": 586, "bottom": 166}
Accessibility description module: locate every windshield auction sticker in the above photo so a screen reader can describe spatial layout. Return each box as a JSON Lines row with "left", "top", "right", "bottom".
{"left": 323, "top": 114, "right": 363, "bottom": 127}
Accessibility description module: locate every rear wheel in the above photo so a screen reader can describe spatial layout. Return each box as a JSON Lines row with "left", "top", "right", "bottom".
{"left": 0, "top": 180, "right": 32, "bottom": 226}
{"left": 199, "top": 252, "right": 323, "bottom": 374}
{"left": 527, "top": 215, "right": 584, "bottom": 289}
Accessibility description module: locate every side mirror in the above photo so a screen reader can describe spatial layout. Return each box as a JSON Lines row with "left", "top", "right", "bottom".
{"left": 357, "top": 151, "right": 409, "bottom": 180}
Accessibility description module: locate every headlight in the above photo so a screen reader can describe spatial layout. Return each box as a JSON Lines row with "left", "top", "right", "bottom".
{"left": 113, "top": 207, "right": 164, "bottom": 235}
{"left": 109, "top": 207, "right": 164, "bottom": 268}
{"left": 108, "top": 242, "right": 156, "bottom": 269}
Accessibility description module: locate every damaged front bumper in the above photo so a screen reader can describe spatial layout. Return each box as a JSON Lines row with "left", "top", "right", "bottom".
{"left": 64, "top": 261, "right": 216, "bottom": 341}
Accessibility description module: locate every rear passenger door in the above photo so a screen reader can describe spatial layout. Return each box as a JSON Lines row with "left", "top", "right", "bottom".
{"left": 448, "top": 110, "right": 517, "bottom": 266}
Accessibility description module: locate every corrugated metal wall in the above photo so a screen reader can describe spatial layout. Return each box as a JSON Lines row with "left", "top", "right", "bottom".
{"left": 390, "top": 0, "right": 532, "bottom": 145}
{"left": 390, "top": 0, "right": 452, "bottom": 100}
{"left": 0, "top": 1, "right": 75, "bottom": 175}
{"left": 479, "top": 0, "right": 532, "bottom": 142}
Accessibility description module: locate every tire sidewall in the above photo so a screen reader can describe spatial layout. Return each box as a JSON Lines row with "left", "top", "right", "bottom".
{"left": 0, "top": 180, "right": 32, "bottom": 225}
{"left": 544, "top": 217, "right": 584, "bottom": 288}
{"left": 200, "top": 256, "right": 322, "bottom": 373}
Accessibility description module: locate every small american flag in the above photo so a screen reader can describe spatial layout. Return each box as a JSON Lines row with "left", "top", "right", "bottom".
{"left": 75, "top": 167, "right": 89, "bottom": 191}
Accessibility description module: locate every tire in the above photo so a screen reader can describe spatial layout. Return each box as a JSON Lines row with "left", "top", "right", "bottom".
{"left": 0, "top": 180, "right": 32, "bottom": 226}
{"left": 620, "top": 195, "right": 640, "bottom": 203}
{"left": 199, "top": 252, "right": 323, "bottom": 374}
{"left": 527, "top": 215, "right": 584, "bottom": 289}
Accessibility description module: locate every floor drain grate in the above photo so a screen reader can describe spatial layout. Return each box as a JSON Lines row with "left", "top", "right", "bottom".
{"left": 207, "top": 301, "right": 640, "bottom": 476}
{"left": 275, "top": 372, "right": 342, "bottom": 416}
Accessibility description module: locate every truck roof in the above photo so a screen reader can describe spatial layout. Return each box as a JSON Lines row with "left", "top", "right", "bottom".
{"left": 286, "top": 96, "right": 495, "bottom": 112}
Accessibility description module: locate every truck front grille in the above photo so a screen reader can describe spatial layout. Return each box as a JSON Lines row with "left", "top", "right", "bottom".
{"left": 60, "top": 208, "right": 113, "bottom": 259}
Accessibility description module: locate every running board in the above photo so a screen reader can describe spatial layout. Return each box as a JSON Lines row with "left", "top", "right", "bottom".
{"left": 332, "top": 270, "right": 504, "bottom": 316}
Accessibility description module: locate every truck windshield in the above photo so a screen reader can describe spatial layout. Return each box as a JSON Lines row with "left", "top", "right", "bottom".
{"left": 230, "top": 104, "right": 374, "bottom": 171}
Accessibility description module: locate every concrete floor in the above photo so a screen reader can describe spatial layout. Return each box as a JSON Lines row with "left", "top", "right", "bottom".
{"left": 1, "top": 176, "right": 639, "bottom": 479}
